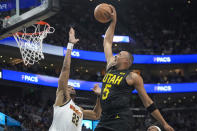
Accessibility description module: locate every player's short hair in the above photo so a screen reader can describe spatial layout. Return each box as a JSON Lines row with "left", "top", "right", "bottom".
{"left": 126, "top": 52, "right": 134, "bottom": 68}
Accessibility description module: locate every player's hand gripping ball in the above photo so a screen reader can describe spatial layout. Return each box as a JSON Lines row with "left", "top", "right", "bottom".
{"left": 94, "top": 3, "right": 113, "bottom": 23}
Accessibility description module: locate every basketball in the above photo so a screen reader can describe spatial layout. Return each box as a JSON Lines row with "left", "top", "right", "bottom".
{"left": 94, "top": 3, "right": 113, "bottom": 23}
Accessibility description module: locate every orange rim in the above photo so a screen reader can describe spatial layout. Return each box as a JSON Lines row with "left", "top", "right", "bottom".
{"left": 14, "top": 21, "right": 50, "bottom": 36}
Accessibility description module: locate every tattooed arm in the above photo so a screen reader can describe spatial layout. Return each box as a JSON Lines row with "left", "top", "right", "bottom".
{"left": 54, "top": 27, "right": 79, "bottom": 106}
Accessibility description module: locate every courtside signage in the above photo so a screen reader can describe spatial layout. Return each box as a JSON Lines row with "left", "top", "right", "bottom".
{"left": 0, "top": 2, "right": 12, "bottom": 11}
{"left": 0, "top": 0, "right": 41, "bottom": 12}
{"left": 0, "top": 112, "right": 20, "bottom": 126}
{"left": 154, "top": 85, "right": 172, "bottom": 92}
{"left": 153, "top": 57, "right": 171, "bottom": 63}
{"left": 132, "top": 83, "right": 197, "bottom": 93}
{"left": 2, "top": 69, "right": 197, "bottom": 93}
{"left": 7, "top": 116, "right": 21, "bottom": 126}
{"left": 1, "top": 37, "right": 197, "bottom": 64}
{"left": 63, "top": 48, "right": 105, "bottom": 61}
{"left": 2, "top": 69, "right": 99, "bottom": 91}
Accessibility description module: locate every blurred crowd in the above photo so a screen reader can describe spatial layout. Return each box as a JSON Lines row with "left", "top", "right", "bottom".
{"left": 0, "top": 95, "right": 53, "bottom": 131}
{"left": 0, "top": 94, "right": 197, "bottom": 131}
{"left": 42, "top": 0, "right": 197, "bottom": 55}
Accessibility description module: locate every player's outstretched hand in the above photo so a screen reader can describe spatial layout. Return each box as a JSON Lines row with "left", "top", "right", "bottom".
{"left": 69, "top": 27, "right": 79, "bottom": 44}
{"left": 163, "top": 124, "right": 174, "bottom": 131}
{"left": 92, "top": 84, "right": 101, "bottom": 96}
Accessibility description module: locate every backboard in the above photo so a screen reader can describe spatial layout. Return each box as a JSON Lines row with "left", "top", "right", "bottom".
{"left": 0, "top": 0, "right": 60, "bottom": 40}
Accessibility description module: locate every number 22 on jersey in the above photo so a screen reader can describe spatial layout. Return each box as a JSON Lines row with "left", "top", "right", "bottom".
{"left": 72, "top": 113, "right": 79, "bottom": 126}
{"left": 102, "top": 84, "right": 112, "bottom": 100}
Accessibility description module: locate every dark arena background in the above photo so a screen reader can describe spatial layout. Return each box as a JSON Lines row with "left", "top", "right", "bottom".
{"left": 0, "top": 0, "right": 197, "bottom": 130}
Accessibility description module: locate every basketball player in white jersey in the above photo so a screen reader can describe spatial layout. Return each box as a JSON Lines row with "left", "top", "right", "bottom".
{"left": 49, "top": 28, "right": 102, "bottom": 131}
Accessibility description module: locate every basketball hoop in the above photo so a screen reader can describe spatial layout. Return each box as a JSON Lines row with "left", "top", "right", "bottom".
{"left": 13, "top": 21, "right": 55, "bottom": 65}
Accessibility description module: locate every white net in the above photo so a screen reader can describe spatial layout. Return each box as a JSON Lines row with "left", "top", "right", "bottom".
{"left": 13, "top": 22, "right": 55, "bottom": 65}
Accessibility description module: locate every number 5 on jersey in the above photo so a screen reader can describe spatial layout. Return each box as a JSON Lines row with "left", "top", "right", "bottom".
{"left": 102, "top": 84, "right": 112, "bottom": 100}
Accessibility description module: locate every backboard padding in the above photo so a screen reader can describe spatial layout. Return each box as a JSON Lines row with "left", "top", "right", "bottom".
{"left": 0, "top": 0, "right": 60, "bottom": 40}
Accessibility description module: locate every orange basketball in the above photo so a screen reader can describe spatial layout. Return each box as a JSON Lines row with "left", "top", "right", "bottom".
{"left": 94, "top": 3, "right": 113, "bottom": 23}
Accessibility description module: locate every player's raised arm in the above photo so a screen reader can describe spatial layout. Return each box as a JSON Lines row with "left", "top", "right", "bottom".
{"left": 54, "top": 28, "right": 79, "bottom": 106}
{"left": 82, "top": 84, "right": 102, "bottom": 120}
{"left": 103, "top": 5, "right": 117, "bottom": 67}
{"left": 126, "top": 72, "right": 174, "bottom": 131}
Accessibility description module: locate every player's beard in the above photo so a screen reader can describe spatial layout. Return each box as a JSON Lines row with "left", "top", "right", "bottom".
{"left": 70, "top": 93, "right": 76, "bottom": 100}
{"left": 114, "top": 62, "right": 121, "bottom": 69}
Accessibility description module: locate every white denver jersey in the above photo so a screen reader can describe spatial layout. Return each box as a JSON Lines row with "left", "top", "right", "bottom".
{"left": 49, "top": 99, "right": 83, "bottom": 131}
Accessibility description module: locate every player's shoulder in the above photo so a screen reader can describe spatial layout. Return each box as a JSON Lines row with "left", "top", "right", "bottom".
{"left": 126, "top": 71, "right": 142, "bottom": 85}
{"left": 127, "top": 71, "right": 140, "bottom": 79}
{"left": 54, "top": 99, "right": 72, "bottom": 108}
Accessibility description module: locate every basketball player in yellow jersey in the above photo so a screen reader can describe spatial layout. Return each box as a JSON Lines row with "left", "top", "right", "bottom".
{"left": 95, "top": 5, "right": 174, "bottom": 131}
{"left": 49, "top": 28, "right": 102, "bottom": 131}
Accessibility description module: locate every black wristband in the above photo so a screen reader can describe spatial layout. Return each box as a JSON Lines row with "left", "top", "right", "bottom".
{"left": 146, "top": 103, "right": 157, "bottom": 113}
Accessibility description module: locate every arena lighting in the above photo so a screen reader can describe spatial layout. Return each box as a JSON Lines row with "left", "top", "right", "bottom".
{"left": 101, "top": 35, "right": 131, "bottom": 43}
{"left": 2, "top": 69, "right": 197, "bottom": 93}
{"left": 0, "top": 71, "right": 2, "bottom": 79}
